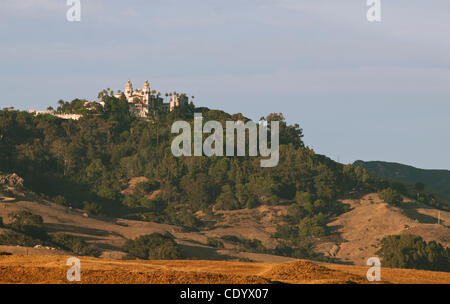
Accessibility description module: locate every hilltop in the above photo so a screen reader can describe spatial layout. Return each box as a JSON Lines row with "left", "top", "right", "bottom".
{"left": 354, "top": 160, "right": 450, "bottom": 200}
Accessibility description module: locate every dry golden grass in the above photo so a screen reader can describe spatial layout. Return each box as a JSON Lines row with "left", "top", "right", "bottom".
{"left": 319, "top": 194, "right": 450, "bottom": 265}
{"left": 326, "top": 264, "right": 450, "bottom": 284}
{"left": 262, "top": 260, "right": 366, "bottom": 284}
{"left": 1, "top": 256, "right": 448, "bottom": 284}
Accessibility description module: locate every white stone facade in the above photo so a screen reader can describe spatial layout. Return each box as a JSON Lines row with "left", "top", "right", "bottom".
{"left": 115, "top": 80, "right": 188, "bottom": 118}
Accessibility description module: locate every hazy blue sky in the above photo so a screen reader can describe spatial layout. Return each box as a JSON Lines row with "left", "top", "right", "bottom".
{"left": 1, "top": 0, "right": 449, "bottom": 169}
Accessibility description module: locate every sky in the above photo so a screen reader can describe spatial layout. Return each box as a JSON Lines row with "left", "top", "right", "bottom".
{"left": 1, "top": 0, "right": 449, "bottom": 169}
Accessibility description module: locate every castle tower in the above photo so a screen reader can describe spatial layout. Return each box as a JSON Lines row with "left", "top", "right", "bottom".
{"left": 142, "top": 80, "right": 150, "bottom": 105}
{"left": 125, "top": 80, "right": 133, "bottom": 98}
{"left": 169, "top": 94, "right": 188, "bottom": 111}
{"left": 169, "top": 95, "right": 179, "bottom": 111}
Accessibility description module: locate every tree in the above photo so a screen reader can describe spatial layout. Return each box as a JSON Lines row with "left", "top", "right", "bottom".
{"left": 8, "top": 211, "right": 43, "bottom": 229}
{"left": 123, "top": 233, "right": 182, "bottom": 260}
{"left": 8, "top": 211, "right": 47, "bottom": 240}
{"left": 266, "top": 113, "right": 304, "bottom": 148}
{"left": 379, "top": 188, "right": 402, "bottom": 205}
{"left": 377, "top": 235, "right": 449, "bottom": 272}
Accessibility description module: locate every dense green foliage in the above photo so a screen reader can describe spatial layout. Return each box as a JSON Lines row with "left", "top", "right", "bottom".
{"left": 123, "top": 233, "right": 182, "bottom": 260}
{"left": 0, "top": 231, "right": 38, "bottom": 247}
{"left": 0, "top": 97, "right": 375, "bottom": 226}
{"left": 378, "top": 188, "right": 402, "bottom": 206}
{"left": 377, "top": 235, "right": 450, "bottom": 272}
{"left": 270, "top": 189, "right": 351, "bottom": 260}
{"left": 6, "top": 211, "right": 48, "bottom": 241}
{"left": 0, "top": 97, "right": 383, "bottom": 261}
{"left": 52, "top": 233, "right": 100, "bottom": 257}
{"left": 0, "top": 211, "right": 99, "bottom": 256}
{"left": 355, "top": 160, "right": 450, "bottom": 205}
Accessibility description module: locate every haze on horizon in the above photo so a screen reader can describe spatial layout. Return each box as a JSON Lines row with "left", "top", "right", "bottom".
{"left": 1, "top": 0, "right": 449, "bottom": 170}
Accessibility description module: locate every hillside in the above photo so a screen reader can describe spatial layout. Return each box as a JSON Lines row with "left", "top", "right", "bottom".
{"left": 0, "top": 103, "right": 376, "bottom": 264}
{"left": 316, "top": 194, "right": 450, "bottom": 265}
{"left": 354, "top": 160, "right": 450, "bottom": 197}
{"left": 0, "top": 102, "right": 449, "bottom": 276}
{"left": 0, "top": 188, "right": 294, "bottom": 262}
{"left": 1, "top": 187, "right": 449, "bottom": 268}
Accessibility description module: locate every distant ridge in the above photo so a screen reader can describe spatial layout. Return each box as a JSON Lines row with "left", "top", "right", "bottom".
{"left": 354, "top": 160, "right": 450, "bottom": 196}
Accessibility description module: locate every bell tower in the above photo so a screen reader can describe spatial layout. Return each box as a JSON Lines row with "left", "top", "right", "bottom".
{"left": 142, "top": 80, "right": 150, "bottom": 105}
{"left": 125, "top": 80, "right": 133, "bottom": 98}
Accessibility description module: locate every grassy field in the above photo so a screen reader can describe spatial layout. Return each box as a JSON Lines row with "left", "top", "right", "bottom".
{"left": 0, "top": 255, "right": 448, "bottom": 284}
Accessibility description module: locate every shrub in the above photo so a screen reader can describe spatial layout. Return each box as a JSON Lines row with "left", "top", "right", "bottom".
{"left": 165, "top": 207, "right": 201, "bottom": 229}
{"left": 245, "top": 197, "right": 259, "bottom": 209}
{"left": 8, "top": 211, "right": 43, "bottom": 229}
{"left": 215, "top": 192, "right": 240, "bottom": 210}
{"left": 297, "top": 214, "right": 327, "bottom": 238}
{"left": 52, "top": 233, "right": 100, "bottom": 257}
{"left": 220, "top": 235, "right": 266, "bottom": 253}
{"left": 8, "top": 211, "right": 48, "bottom": 240}
{"left": 274, "top": 224, "right": 298, "bottom": 241}
{"left": 206, "top": 237, "right": 224, "bottom": 248}
{"left": 123, "top": 195, "right": 139, "bottom": 208}
{"left": 273, "top": 240, "right": 318, "bottom": 259}
{"left": 134, "top": 181, "right": 159, "bottom": 197}
{"left": 141, "top": 198, "right": 166, "bottom": 213}
{"left": 53, "top": 195, "right": 67, "bottom": 206}
{"left": 82, "top": 201, "right": 102, "bottom": 215}
{"left": 123, "top": 233, "right": 182, "bottom": 260}
{"left": 0, "top": 231, "right": 38, "bottom": 247}
{"left": 377, "top": 234, "right": 450, "bottom": 272}
{"left": 378, "top": 188, "right": 402, "bottom": 205}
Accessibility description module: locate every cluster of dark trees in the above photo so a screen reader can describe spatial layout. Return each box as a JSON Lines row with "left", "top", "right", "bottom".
{"left": 355, "top": 161, "right": 450, "bottom": 211}
{"left": 271, "top": 190, "right": 350, "bottom": 260}
{"left": 377, "top": 235, "right": 449, "bottom": 272}
{"left": 0, "top": 96, "right": 377, "bottom": 223}
{"left": 123, "top": 233, "right": 182, "bottom": 260}
{"left": 0, "top": 211, "right": 99, "bottom": 256}
{"left": 378, "top": 187, "right": 403, "bottom": 206}
{"left": 377, "top": 184, "right": 449, "bottom": 211}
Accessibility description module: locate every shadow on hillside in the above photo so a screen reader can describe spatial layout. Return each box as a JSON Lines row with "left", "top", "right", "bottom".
{"left": 179, "top": 243, "right": 235, "bottom": 261}
{"left": 94, "top": 242, "right": 124, "bottom": 252}
{"left": 45, "top": 223, "right": 110, "bottom": 236}
{"left": 400, "top": 203, "right": 446, "bottom": 226}
{"left": 327, "top": 224, "right": 344, "bottom": 235}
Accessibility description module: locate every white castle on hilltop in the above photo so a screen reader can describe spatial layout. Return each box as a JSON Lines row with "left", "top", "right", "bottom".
{"left": 114, "top": 80, "right": 188, "bottom": 118}
{"left": 29, "top": 80, "right": 189, "bottom": 121}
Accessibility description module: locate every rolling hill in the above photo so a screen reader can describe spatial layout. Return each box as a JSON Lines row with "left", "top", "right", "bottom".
{"left": 354, "top": 160, "right": 450, "bottom": 196}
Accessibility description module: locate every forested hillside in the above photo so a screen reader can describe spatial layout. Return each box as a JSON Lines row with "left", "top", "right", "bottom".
{"left": 0, "top": 95, "right": 376, "bottom": 228}
{"left": 1, "top": 96, "right": 449, "bottom": 270}
{"left": 354, "top": 160, "right": 450, "bottom": 206}
{"left": 354, "top": 160, "right": 450, "bottom": 195}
